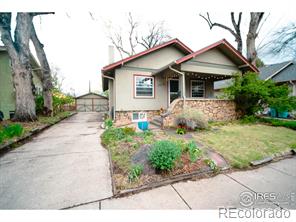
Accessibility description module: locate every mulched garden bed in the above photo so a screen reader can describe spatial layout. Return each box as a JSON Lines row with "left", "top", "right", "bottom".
{"left": 101, "top": 127, "right": 221, "bottom": 195}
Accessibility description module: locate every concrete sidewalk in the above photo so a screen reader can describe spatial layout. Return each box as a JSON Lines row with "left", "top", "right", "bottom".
{"left": 72, "top": 157, "right": 296, "bottom": 210}
{"left": 0, "top": 112, "right": 113, "bottom": 209}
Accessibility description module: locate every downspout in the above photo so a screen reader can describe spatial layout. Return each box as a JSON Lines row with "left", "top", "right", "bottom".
{"left": 102, "top": 74, "right": 116, "bottom": 120}
{"left": 290, "top": 80, "right": 296, "bottom": 96}
{"left": 169, "top": 66, "right": 186, "bottom": 108}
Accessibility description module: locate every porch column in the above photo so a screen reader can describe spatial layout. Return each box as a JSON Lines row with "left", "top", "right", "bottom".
{"left": 178, "top": 74, "right": 186, "bottom": 99}
{"left": 169, "top": 66, "right": 186, "bottom": 109}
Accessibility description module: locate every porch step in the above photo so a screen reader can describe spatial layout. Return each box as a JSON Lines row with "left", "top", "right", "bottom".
{"left": 150, "top": 116, "right": 162, "bottom": 127}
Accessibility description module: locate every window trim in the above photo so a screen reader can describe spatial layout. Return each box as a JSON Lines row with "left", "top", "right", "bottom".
{"left": 190, "top": 80, "right": 205, "bottom": 98}
{"left": 133, "top": 74, "right": 155, "bottom": 98}
{"left": 132, "top": 112, "right": 147, "bottom": 122}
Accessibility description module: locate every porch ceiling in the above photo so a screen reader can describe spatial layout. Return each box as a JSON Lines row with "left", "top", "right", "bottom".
{"left": 153, "top": 66, "right": 232, "bottom": 81}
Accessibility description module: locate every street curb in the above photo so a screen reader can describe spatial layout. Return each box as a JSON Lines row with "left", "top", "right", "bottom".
{"left": 0, "top": 112, "right": 77, "bottom": 156}
{"left": 250, "top": 150, "right": 295, "bottom": 167}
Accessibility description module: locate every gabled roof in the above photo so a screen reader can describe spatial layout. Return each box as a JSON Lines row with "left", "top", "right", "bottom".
{"left": 102, "top": 38, "right": 193, "bottom": 73}
{"left": 259, "top": 61, "right": 294, "bottom": 81}
{"left": 175, "top": 39, "right": 259, "bottom": 73}
{"left": 75, "top": 92, "right": 108, "bottom": 99}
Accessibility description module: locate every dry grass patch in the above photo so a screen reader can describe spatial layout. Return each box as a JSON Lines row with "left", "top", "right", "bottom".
{"left": 193, "top": 124, "right": 296, "bottom": 168}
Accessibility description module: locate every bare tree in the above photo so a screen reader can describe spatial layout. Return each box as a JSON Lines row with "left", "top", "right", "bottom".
{"left": 246, "top": 12, "right": 265, "bottom": 65}
{"left": 268, "top": 23, "right": 296, "bottom": 59}
{"left": 0, "top": 13, "right": 37, "bottom": 121}
{"left": 136, "top": 22, "right": 171, "bottom": 49}
{"left": 200, "top": 12, "right": 243, "bottom": 53}
{"left": 106, "top": 12, "right": 171, "bottom": 58}
{"left": 106, "top": 12, "right": 138, "bottom": 58}
{"left": 29, "top": 13, "right": 54, "bottom": 116}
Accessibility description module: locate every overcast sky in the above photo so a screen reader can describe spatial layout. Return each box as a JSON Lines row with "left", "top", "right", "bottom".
{"left": 1, "top": 0, "right": 295, "bottom": 96}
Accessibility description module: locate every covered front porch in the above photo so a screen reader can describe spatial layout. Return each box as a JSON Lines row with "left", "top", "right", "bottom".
{"left": 153, "top": 64, "right": 235, "bottom": 109}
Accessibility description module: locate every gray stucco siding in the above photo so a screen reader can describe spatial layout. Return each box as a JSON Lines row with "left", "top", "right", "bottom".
{"left": 126, "top": 46, "right": 185, "bottom": 70}
{"left": 180, "top": 48, "right": 240, "bottom": 75}
{"left": 115, "top": 69, "right": 168, "bottom": 111}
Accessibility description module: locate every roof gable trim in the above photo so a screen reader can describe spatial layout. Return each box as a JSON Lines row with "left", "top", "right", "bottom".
{"left": 102, "top": 38, "right": 193, "bottom": 73}
{"left": 175, "top": 39, "right": 259, "bottom": 73}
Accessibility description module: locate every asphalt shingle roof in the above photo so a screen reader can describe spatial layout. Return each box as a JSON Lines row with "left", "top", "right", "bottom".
{"left": 215, "top": 61, "right": 296, "bottom": 90}
{"left": 258, "top": 61, "right": 293, "bottom": 80}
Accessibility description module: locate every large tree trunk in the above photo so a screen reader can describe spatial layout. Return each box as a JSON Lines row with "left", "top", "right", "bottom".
{"left": 0, "top": 13, "right": 37, "bottom": 121}
{"left": 246, "top": 12, "right": 264, "bottom": 65}
{"left": 30, "top": 18, "right": 53, "bottom": 116}
{"left": 12, "top": 63, "right": 37, "bottom": 121}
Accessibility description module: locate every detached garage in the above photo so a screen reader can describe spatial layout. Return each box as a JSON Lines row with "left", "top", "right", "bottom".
{"left": 75, "top": 92, "right": 108, "bottom": 112}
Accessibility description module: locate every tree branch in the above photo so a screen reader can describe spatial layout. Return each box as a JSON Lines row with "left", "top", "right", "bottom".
{"left": 200, "top": 12, "right": 242, "bottom": 52}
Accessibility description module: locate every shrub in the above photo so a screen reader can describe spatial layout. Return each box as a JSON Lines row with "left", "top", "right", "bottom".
{"left": 35, "top": 90, "right": 74, "bottom": 115}
{"left": 186, "top": 141, "right": 202, "bottom": 162}
{"left": 122, "top": 127, "right": 136, "bottom": 136}
{"left": 175, "top": 108, "right": 208, "bottom": 130}
{"left": 224, "top": 72, "right": 273, "bottom": 116}
{"left": 101, "top": 127, "right": 126, "bottom": 145}
{"left": 3, "top": 124, "right": 23, "bottom": 138}
{"left": 224, "top": 72, "right": 296, "bottom": 116}
{"left": 259, "top": 118, "right": 296, "bottom": 130}
{"left": 204, "top": 159, "right": 219, "bottom": 172}
{"left": 104, "top": 118, "right": 113, "bottom": 129}
{"left": 148, "top": 140, "right": 181, "bottom": 171}
{"left": 0, "top": 131, "right": 4, "bottom": 144}
{"left": 240, "top": 115, "right": 258, "bottom": 124}
{"left": 128, "top": 164, "right": 144, "bottom": 182}
{"left": 176, "top": 126, "right": 186, "bottom": 135}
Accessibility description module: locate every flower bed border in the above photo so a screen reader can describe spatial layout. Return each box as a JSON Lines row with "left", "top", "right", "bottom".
{"left": 106, "top": 148, "right": 221, "bottom": 198}
{"left": 0, "top": 112, "right": 77, "bottom": 156}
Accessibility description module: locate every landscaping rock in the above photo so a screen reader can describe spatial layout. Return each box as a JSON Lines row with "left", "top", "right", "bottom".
{"left": 250, "top": 157, "right": 273, "bottom": 166}
{"left": 132, "top": 144, "right": 155, "bottom": 175}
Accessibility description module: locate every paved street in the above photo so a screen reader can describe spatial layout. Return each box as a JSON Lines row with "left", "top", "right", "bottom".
{"left": 0, "top": 112, "right": 295, "bottom": 209}
{"left": 0, "top": 112, "right": 112, "bottom": 209}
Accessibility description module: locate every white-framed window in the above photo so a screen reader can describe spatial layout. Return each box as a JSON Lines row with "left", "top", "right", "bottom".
{"left": 132, "top": 112, "right": 147, "bottom": 122}
{"left": 134, "top": 75, "right": 154, "bottom": 98}
{"left": 191, "top": 80, "right": 205, "bottom": 98}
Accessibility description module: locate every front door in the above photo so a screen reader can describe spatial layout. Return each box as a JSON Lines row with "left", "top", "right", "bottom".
{"left": 169, "top": 79, "right": 179, "bottom": 104}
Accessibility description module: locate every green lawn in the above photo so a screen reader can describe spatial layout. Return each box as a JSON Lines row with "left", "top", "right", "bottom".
{"left": 193, "top": 124, "right": 296, "bottom": 169}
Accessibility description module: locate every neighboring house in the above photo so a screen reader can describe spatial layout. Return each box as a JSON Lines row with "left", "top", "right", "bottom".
{"left": 0, "top": 46, "right": 43, "bottom": 120}
{"left": 259, "top": 61, "right": 296, "bottom": 96}
{"left": 75, "top": 92, "right": 108, "bottom": 112}
{"left": 214, "top": 60, "right": 296, "bottom": 97}
{"left": 101, "top": 38, "right": 258, "bottom": 126}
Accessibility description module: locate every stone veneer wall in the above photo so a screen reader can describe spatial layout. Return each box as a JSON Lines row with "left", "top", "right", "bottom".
{"left": 163, "top": 98, "right": 239, "bottom": 127}
{"left": 115, "top": 110, "right": 160, "bottom": 126}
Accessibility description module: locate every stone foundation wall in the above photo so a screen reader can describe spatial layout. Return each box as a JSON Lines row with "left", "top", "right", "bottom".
{"left": 115, "top": 110, "right": 160, "bottom": 126}
{"left": 163, "top": 98, "right": 239, "bottom": 127}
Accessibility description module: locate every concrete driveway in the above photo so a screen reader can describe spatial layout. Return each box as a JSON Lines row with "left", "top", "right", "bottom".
{"left": 0, "top": 112, "right": 112, "bottom": 209}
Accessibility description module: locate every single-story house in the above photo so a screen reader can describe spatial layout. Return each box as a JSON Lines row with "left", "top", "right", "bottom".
{"left": 75, "top": 92, "right": 108, "bottom": 112}
{"left": 101, "top": 38, "right": 258, "bottom": 126}
{"left": 0, "top": 46, "right": 43, "bottom": 120}
{"left": 214, "top": 60, "right": 296, "bottom": 97}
